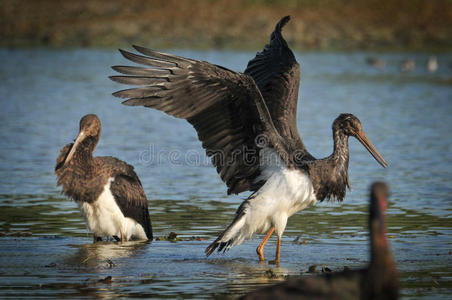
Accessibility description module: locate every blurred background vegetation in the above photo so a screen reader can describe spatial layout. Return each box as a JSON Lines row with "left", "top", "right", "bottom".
{"left": 1, "top": 0, "right": 451, "bottom": 50}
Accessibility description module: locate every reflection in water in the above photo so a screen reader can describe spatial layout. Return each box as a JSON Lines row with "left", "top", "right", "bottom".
{"left": 65, "top": 241, "right": 150, "bottom": 270}
{"left": 217, "top": 260, "right": 290, "bottom": 293}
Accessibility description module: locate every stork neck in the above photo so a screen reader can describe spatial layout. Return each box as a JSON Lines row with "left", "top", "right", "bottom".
{"left": 332, "top": 129, "right": 350, "bottom": 165}
{"left": 70, "top": 137, "right": 97, "bottom": 171}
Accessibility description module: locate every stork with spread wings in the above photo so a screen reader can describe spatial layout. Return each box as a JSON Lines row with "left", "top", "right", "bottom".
{"left": 110, "top": 16, "right": 387, "bottom": 263}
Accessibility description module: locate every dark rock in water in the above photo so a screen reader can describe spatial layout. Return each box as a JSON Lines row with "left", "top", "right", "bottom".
{"left": 44, "top": 262, "right": 57, "bottom": 268}
{"left": 168, "top": 232, "right": 178, "bottom": 240}
{"left": 307, "top": 265, "right": 318, "bottom": 273}
{"left": 293, "top": 236, "right": 308, "bottom": 245}
{"left": 264, "top": 269, "right": 278, "bottom": 279}
{"left": 106, "top": 259, "right": 116, "bottom": 268}
{"left": 322, "top": 266, "right": 332, "bottom": 273}
{"left": 346, "top": 257, "right": 360, "bottom": 261}
{"left": 98, "top": 276, "right": 113, "bottom": 284}
{"left": 155, "top": 232, "right": 181, "bottom": 242}
{"left": 292, "top": 236, "right": 302, "bottom": 243}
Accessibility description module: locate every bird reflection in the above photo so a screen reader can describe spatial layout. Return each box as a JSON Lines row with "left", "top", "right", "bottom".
{"left": 65, "top": 240, "right": 150, "bottom": 269}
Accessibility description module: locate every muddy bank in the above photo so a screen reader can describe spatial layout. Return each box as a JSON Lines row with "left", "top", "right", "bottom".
{"left": 1, "top": 0, "right": 452, "bottom": 50}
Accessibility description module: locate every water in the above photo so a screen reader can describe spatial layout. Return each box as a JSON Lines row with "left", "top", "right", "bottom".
{"left": 0, "top": 48, "right": 451, "bottom": 299}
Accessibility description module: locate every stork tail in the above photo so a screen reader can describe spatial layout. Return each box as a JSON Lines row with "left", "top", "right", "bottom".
{"left": 205, "top": 202, "right": 250, "bottom": 256}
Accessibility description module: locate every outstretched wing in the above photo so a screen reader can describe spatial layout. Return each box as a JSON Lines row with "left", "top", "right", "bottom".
{"left": 245, "top": 16, "right": 314, "bottom": 160}
{"left": 98, "top": 157, "right": 153, "bottom": 240}
{"left": 110, "top": 46, "right": 291, "bottom": 195}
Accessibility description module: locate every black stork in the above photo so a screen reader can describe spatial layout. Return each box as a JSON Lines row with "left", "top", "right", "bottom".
{"left": 110, "top": 16, "right": 387, "bottom": 262}
{"left": 55, "top": 114, "right": 153, "bottom": 242}
{"left": 241, "top": 182, "right": 398, "bottom": 300}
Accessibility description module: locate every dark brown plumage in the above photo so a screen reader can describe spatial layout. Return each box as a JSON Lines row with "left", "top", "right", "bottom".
{"left": 110, "top": 16, "right": 387, "bottom": 262}
{"left": 111, "top": 45, "right": 287, "bottom": 196}
{"left": 305, "top": 113, "right": 388, "bottom": 202}
{"left": 55, "top": 114, "right": 152, "bottom": 242}
{"left": 241, "top": 182, "right": 398, "bottom": 300}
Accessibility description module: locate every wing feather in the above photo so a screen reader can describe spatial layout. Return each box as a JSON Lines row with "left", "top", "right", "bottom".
{"left": 97, "top": 157, "right": 153, "bottom": 240}
{"left": 245, "top": 16, "right": 314, "bottom": 160}
{"left": 111, "top": 47, "right": 291, "bottom": 194}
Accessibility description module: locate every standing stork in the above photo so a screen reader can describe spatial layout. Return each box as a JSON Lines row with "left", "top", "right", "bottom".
{"left": 110, "top": 16, "right": 387, "bottom": 262}
{"left": 55, "top": 114, "right": 153, "bottom": 243}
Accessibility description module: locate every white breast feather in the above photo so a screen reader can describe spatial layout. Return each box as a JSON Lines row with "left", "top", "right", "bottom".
{"left": 248, "top": 148, "right": 317, "bottom": 236}
{"left": 79, "top": 177, "right": 147, "bottom": 241}
{"left": 211, "top": 148, "right": 318, "bottom": 250}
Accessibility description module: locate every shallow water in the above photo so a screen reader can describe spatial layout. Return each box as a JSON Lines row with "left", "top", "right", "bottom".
{"left": 0, "top": 48, "right": 451, "bottom": 299}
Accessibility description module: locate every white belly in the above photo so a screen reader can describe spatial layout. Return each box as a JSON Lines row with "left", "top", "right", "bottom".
{"left": 211, "top": 149, "right": 317, "bottom": 249}
{"left": 78, "top": 178, "right": 147, "bottom": 241}
{"left": 250, "top": 148, "right": 317, "bottom": 236}
{"left": 250, "top": 166, "right": 317, "bottom": 236}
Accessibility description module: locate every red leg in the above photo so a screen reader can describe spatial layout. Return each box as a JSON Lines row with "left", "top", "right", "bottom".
{"left": 256, "top": 227, "right": 275, "bottom": 261}
{"left": 269, "top": 236, "right": 281, "bottom": 265}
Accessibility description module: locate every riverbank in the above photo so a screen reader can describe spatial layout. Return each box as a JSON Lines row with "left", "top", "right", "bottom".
{"left": 1, "top": 0, "right": 451, "bottom": 50}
